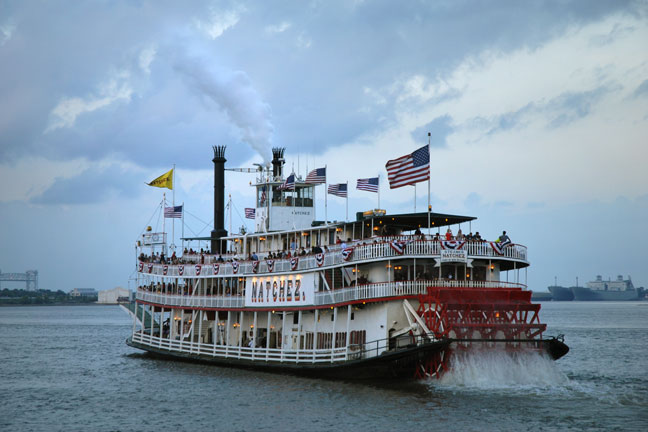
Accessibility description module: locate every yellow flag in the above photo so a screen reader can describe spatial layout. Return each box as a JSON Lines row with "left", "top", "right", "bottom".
{"left": 147, "top": 169, "right": 173, "bottom": 190}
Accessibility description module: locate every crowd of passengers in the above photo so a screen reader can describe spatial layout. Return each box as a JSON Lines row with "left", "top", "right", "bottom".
{"left": 138, "top": 229, "right": 510, "bottom": 265}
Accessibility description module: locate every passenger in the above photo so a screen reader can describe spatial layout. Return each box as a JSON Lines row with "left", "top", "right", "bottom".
{"left": 474, "top": 232, "right": 482, "bottom": 241}
{"left": 445, "top": 228, "right": 453, "bottom": 240}
{"left": 456, "top": 229, "right": 464, "bottom": 241}
{"left": 499, "top": 231, "right": 511, "bottom": 245}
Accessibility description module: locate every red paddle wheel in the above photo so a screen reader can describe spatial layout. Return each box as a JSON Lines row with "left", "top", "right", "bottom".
{"left": 414, "top": 286, "right": 547, "bottom": 378}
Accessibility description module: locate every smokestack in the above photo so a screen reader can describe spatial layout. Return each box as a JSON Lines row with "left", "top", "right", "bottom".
{"left": 271, "top": 147, "right": 285, "bottom": 179}
{"left": 211, "top": 146, "right": 228, "bottom": 253}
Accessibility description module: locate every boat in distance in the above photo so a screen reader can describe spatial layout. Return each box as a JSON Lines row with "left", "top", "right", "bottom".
{"left": 126, "top": 146, "right": 568, "bottom": 379}
{"left": 548, "top": 285, "right": 575, "bottom": 301}
{"left": 571, "top": 275, "right": 644, "bottom": 301}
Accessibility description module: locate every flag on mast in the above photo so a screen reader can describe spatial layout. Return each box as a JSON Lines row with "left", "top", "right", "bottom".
{"left": 385, "top": 145, "right": 429, "bottom": 189}
{"left": 328, "top": 183, "right": 347, "bottom": 197}
{"left": 356, "top": 177, "right": 379, "bottom": 192}
{"left": 148, "top": 169, "right": 174, "bottom": 190}
{"left": 278, "top": 173, "right": 295, "bottom": 191}
{"left": 305, "top": 167, "right": 326, "bottom": 184}
{"left": 164, "top": 205, "right": 183, "bottom": 218}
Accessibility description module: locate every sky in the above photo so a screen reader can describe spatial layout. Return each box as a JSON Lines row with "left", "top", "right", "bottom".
{"left": 0, "top": 0, "right": 647, "bottom": 293}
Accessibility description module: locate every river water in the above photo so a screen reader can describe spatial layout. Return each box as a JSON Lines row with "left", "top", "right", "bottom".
{"left": 1, "top": 302, "right": 646, "bottom": 431}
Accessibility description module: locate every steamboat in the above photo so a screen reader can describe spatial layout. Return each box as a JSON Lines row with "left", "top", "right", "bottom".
{"left": 126, "top": 146, "right": 568, "bottom": 379}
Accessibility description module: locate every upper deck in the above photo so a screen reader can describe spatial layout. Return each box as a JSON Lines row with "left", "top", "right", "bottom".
{"left": 138, "top": 236, "right": 528, "bottom": 279}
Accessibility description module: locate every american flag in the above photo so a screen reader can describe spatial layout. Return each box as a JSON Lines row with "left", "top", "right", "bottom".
{"left": 305, "top": 167, "right": 326, "bottom": 184}
{"left": 328, "top": 183, "right": 347, "bottom": 197}
{"left": 385, "top": 145, "right": 430, "bottom": 189}
{"left": 278, "top": 173, "right": 295, "bottom": 191}
{"left": 356, "top": 177, "right": 379, "bottom": 193}
{"left": 164, "top": 205, "right": 183, "bottom": 218}
{"left": 245, "top": 208, "right": 255, "bottom": 219}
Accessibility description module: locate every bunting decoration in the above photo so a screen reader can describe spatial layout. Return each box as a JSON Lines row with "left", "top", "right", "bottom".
{"left": 213, "top": 263, "right": 220, "bottom": 275}
{"left": 315, "top": 253, "right": 324, "bottom": 267}
{"left": 441, "top": 240, "right": 466, "bottom": 250}
{"left": 266, "top": 259, "right": 275, "bottom": 272}
{"left": 138, "top": 262, "right": 143, "bottom": 272}
{"left": 290, "top": 257, "right": 299, "bottom": 271}
{"left": 389, "top": 240, "right": 409, "bottom": 255}
{"left": 195, "top": 264, "right": 201, "bottom": 276}
{"left": 232, "top": 261, "right": 239, "bottom": 274}
{"left": 178, "top": 265, "right": 184, "bottom": 276}
{"left": 489, "top": 241, "right": 511, "bottom": 256}
{"left": 252, "top": 261, "right": 259, "bottom": 273}
{"left": 163, "top": 265, "right": 168, "bottom": 275}
{"left": 342, "top": 247, "right": 354, "bottom": 261}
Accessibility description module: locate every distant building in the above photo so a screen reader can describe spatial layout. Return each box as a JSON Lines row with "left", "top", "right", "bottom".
{"left": 70, "top": 288, "right": 98, "bottom": 297}
{"left": 98, "top": 286, "right": 132, "bottom": 304}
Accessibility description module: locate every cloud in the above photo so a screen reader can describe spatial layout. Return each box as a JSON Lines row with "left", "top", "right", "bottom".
{"left": 0, "top": 20, "right": 15, "bottom": 45}
{"left": 45, "top": 71, "right": 133, "bottom": 132}
{"left": 265, "top": 21, "right": 291, "bottom": 34}
{"left": 29, "top": 163, "right": 144, "bottom": 205}
{"left": 195, "top": 4, "right": 243, "bottom": 39}
{"left": 633, "top": 79, "right": 648, "bottom": 98}
{"left": 410, "top": 115, "right": 454, "bottom": 147}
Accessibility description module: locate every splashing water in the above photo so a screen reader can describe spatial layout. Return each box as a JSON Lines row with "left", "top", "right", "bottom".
{"left": 436, "top": 349, "right": 569, "bottom": 390}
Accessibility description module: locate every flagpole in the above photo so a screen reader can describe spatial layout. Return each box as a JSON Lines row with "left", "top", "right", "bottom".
{"left": 172, "top": 164, "right": 176, "bottom": 252}
{"left": 182, "top": 201, "right": 185, "bottom": 253}
{"left": 414, "top": 184, "right": 417, "bottom": 213}
{"left": 162, "top": 192, "right": 166, "bottom": 255}
{"left": 377, "top": 174, "right": 381, "bottom": 210}
{"left": 427, "top": 133, "right": 431, "bottom": 235}
{"left": 324, "top": 165, "right": 328, "bottom": 225}
{"left": 345, "top": 181, "right": 348, "bottom": 222}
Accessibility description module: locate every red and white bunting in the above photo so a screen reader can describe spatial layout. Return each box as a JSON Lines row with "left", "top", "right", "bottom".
{"left": 147, "top": 263, "right": 153, "bottom": 273}
{"left": 232, "top": 261, "right": 239, "bottom": 274}
{"left": 290, "top": 257, "right": 299, "bottom": 271}
{"left": 252, "top": 261, "right": 259, "bottom": 273}
{"left": 213, "top": 263, "right": 219, "bottom": 275}
{"left": 266, "top": 259, "right": 274, "bottom": 272}
{"left": 341, "top": 247, "right": 354, "bottom": 261}
{"left": 489, "top": 241, "right": 510, "bottom": 256}
{"left": 315, "top": 253, "right": 324, "bottom": 267}
{"left": 138, "top": 262, "right": 143, "bottom": 272}
{"left": 195, "top": 264, "right": 201, "bottom": 276}
{"left": 389, "top": 240, "right": 409, "bottom": 255}
{"left": 441, "top": 240, "right": 465, "bottom": 250}
{"left": 163, "top": 265, "right": 168, "bottom": 275}
{"left": 178, "top": 265, "right": 184, "bottom": 276}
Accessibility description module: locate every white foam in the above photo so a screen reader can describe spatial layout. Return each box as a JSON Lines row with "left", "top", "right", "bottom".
{"left": 436, "top": 349, "right": 569, "bottom": 390}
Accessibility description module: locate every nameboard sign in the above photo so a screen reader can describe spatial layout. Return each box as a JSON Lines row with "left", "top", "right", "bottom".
{"left": 440, "top": 249, "right": 468, "bottom": 263}
{"left": 245, "top": 273, "right": 314, "bottom": 307}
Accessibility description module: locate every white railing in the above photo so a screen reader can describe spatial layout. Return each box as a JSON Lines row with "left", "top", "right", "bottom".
{"left": 138, "top": 240, "right": 528, "bottom": 278}
{"left": 131, "top": 331, "right": 348, "bottom": 364}
{"left": 137, "top": 279, "right": 528, "bottom": 308}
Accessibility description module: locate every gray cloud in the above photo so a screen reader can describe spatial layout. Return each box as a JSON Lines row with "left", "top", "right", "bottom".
{"left": 0, "top": 0, "right": 638, "bottom": 168}
{"left": 29, "top": 164, "right": 144, "bottom": 205}
{"left": 411, "top": 116, "right": 454, "bottom": 147}
{"left": 633, "top": 79, "right": 648, "bottom": 98}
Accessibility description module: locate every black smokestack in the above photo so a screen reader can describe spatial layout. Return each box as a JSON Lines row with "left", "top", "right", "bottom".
{"left": 211, "top": 145, "right": 228, "bottom": 253}
{"left": 271, "top": 147, "right": 285, "bottom": 179}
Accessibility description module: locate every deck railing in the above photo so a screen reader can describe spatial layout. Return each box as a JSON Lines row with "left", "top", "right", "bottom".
{"left": 138, "top": 239, "right": 528, "bottom": 278}
{"left": 130, "top": 330, "right": 435, "bottom": 363}
{"left": 136, "top": 279, "right": 527, "bottom": 308}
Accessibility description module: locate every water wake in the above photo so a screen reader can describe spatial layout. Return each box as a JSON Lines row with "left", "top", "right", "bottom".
{"left": 436, "top": 349, "right": 568, "bottom": 390}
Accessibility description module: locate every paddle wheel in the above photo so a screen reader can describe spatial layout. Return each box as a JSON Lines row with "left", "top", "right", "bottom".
{"left": 414, "top": 286, "right": 547, "bottom": 379}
